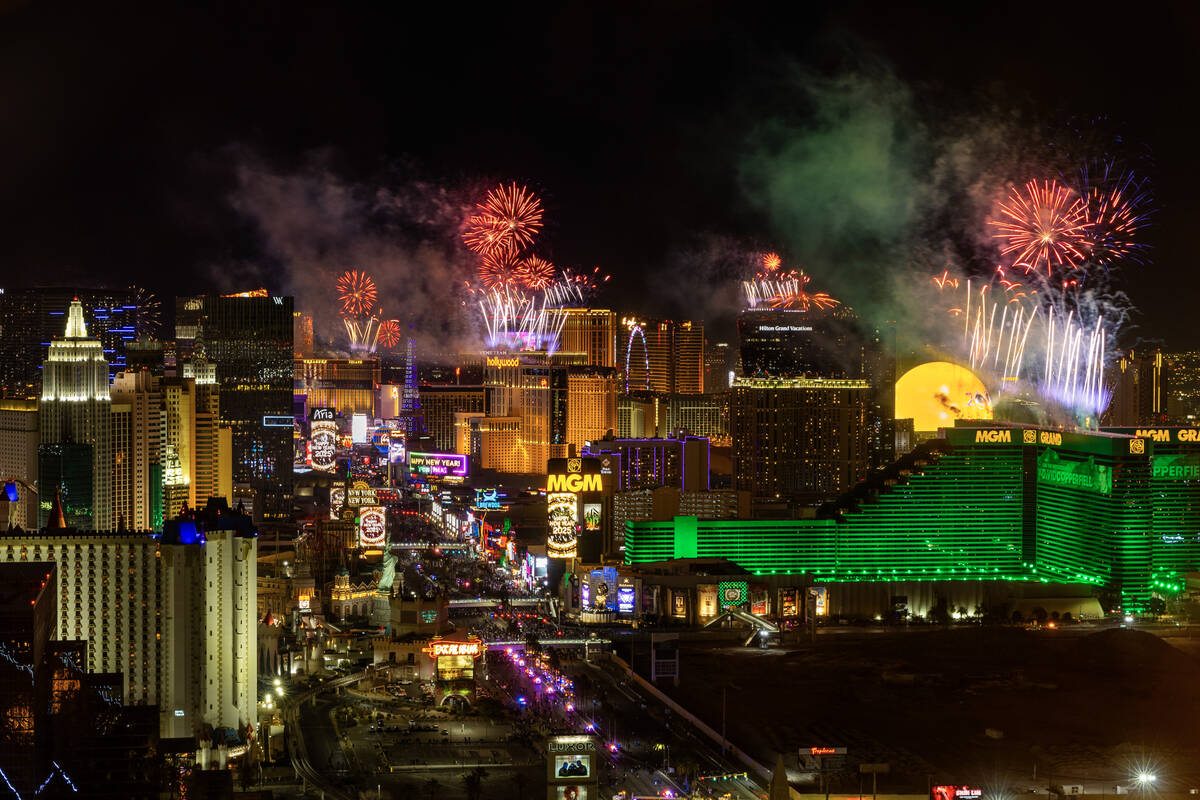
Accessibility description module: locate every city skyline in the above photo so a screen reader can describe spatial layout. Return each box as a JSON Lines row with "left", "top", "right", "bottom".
{"left": 4, "top": 6, "right": 1200, "bottom": 799}
{"left": 0, "top": 4, "right": 1196, "bottom": 347}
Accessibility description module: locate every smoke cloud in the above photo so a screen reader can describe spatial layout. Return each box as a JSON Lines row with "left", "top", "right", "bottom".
{"left": 213, "top": 149, "right": 480, "bottom": 359}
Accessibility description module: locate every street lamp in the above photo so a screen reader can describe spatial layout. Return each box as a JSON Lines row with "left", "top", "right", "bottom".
{"left": 1137, "top": 773, "right": 1157, "bottom": 787}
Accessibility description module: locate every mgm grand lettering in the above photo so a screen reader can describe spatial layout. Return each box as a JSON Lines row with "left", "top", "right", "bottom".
{"left": 1037, "top": 450, "right": 1112, "bottom": 494}
{"left": 1136, "top": 428, "right": 1200, "bottom": 443}
{"left": 975, "top": 429, "right": 1011, "bottom": 443}
{"left": 1153, "top": 454, "right": 1200, "bottom": 480}
{"left": 547, "top": 473, "right": 602, "bottom": 493}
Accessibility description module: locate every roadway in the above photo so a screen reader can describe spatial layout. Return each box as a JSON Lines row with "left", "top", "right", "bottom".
{"left": 282, "top": 672, "right": 364, "bottom": 800}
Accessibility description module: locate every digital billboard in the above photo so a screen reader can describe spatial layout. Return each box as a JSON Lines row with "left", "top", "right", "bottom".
{"left": 408, "top": 451, "right": 468, "bottom": 477}
{"left": 351, "top": 413, "right": 368, "bottom": 444}
{"left": 932, "top": 788, "right": 981, "bottom": 800}
{"left": 310, "top": 421, "right": 338, "bottom": 471}
{"left": 617, "top": 584, "right": 635, "bottom": 614}
{"left": 718, "top": 580, "right": 749, "bottom": 608}
{"left": 358, "top": 506, "right": 386, "bottom": 548}
{"left": 547, "top": 492, "right": 578, "bottom": 558}
{"left": 582, "top": 502, "right": 601, "bottom": 531}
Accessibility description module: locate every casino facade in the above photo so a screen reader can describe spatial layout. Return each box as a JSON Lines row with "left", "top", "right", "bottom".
{"left": 625, "top": 424, "right": 1200, "bottom": 612}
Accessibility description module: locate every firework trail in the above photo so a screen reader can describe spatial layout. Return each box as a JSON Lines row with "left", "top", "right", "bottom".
{"left": 477, "top": 285, "right": 570, "bottom": 354}
{"left": 337, "top": 270, "right": 378, "bottom": 316}
{"left": 377, "top": 319, "right": 402, "bottom": 348}
{"left": 516, "top": 255, "right": 556, "bottom": 289}
{"left": 343, "top": 316, "right": 380, "bottom": 354}
{"left": 462, "top": 182, "right": 544, "bottom": 255}
{"left": 743, "top": 269, "right": 840, "bottom": 310}
{"left": 989, "top": 180, "right": 1089, "bottom": 277}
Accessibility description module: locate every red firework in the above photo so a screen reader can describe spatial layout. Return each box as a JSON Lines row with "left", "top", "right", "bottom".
{"left": 1081, "top": 185, "right": 1145, "bottom": 268}
{"left": 462, "top": 182, "right": 544, "bottom": 255}
{"left": 378, "top": 319, "right": 402, "bottom": 348}
{"left": 989, "top": 180, "right": 1088, "bottom": 276}
{"left": 336, "top": 270, "right": 377, "bottom": 316}
{"left": 515, "top": 255, "right": 556, "bottom": 289}
{"left": 761, "top": 252, "right": 782, "bottom": 272}
{"left": 479, "top": 249, "right": 522, "bottom": 288}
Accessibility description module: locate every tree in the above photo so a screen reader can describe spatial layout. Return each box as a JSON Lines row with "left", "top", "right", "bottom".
{"left": 511, "top": 772, "right": 529, "bottom": 800}
{"left": 463, "top": 766, "right": 488, "bottom": 800}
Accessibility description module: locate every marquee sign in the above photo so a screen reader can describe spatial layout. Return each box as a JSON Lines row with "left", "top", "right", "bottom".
{"left": 346, "top": 480, "right": 377, "bottom": 508}
{"left": 310, "top": 422, "right": 338, "bottom": 471}
{"left": 358, "top": 506, "right": 386, "bottom": 548}
{"left": 408, "top": 451, "right": 468, "bottom": 477}
{"left": 547, "top": 492, "right": 578, "bottom": 558}
{"left": 718, "top": 580, "right": 748, "bottom": 608}
{"left": 421, "top": 636, "right": 483, "bottom": 659}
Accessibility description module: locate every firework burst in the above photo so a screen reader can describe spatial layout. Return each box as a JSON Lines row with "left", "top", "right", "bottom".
{"left": 132, "top": 287, "right": 162, "bottom": 336}
{"left": 337, "top": 270, "right": 378, "bottom": 316}
{"left": 516, "top": 255, "right": 556, "bottom": 289}
{"left": 990, "top": 180, "right": 1089, "bottom": 276}
{"left": 479, "top": 249, "right": 522, "bottom": 288}
{"left": 462, "top": 182, "right": 544, "bottom": 255}
{"left": 761, "top": 252, "right": 782, "bottom": 272}
{"left": 743, "top": 270, "right": 839, "bottom": 311}
{"left": 378, "top": 319, "right": 402, "bottom": 348}
{"left": 1076, "top": 163, "right": 1151, "bottom": 269}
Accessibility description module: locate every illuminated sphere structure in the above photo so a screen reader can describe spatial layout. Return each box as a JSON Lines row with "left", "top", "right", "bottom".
{"left": 895, "top": 361, "right": 992, "bottom": 433}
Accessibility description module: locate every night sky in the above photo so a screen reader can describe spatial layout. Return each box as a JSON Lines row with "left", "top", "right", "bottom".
{"left": 1, "top": 2, "right": 1197, "bottom": 346}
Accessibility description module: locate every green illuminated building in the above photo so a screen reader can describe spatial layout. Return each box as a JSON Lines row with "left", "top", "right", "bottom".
{"left": 626, "top": 425, "right": 1200, "bottom": 611}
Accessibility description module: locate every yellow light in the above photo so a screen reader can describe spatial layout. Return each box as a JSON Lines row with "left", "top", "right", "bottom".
{"left": 895, "top": 361, "right": 991, "bottom": 433}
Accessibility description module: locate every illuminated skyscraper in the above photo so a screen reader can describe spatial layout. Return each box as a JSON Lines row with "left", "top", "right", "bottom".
{"left": 0, "top": 400, "right": 39, "bottom": 529}
{"left": 482, "top": 353, "right": 568, "bottom": 474}
{"left": 566, "top": 366, "right": 619, "bottom": 453}
{"left": 619, "top": 318, "right": 705, "bottom": 395}
{"left": 1108, "top": 348, "right": 1169, "bottom": 426}
{"left": 730, "top": 376, "right": 870, "bottom": 505}
{"left": 176, "top": 294, "right": 293, "bottom": 521}
{"left": 419, "top": 385, "right": 485, "bottom": 453}
{"left": 560, "top": 308, "right": 617, "bottom": 367}
{"left": 295, "top": 357, "right": 380, "bottom": 417}
{"left": 39, "top": 300, "right": 112, "bottom": 529}
{"left": 0, "top": 286, "right": 158, "bottom": 399}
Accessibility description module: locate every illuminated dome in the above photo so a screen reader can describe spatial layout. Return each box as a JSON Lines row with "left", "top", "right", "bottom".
{"left": 895, "top": 361, "right": 992, "bottom": 433}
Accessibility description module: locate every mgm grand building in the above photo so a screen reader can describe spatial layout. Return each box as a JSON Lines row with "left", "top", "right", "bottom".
{"left": 622, "top": 423, "right": 1200, "bottom": 620}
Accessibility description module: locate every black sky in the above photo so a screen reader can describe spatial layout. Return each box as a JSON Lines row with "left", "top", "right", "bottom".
{"left": 0, "top": 2, "right": 1197, "bottom": 345}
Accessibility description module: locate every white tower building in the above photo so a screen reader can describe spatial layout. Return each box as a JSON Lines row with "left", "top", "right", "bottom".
{"left": 39, "top": 299, "right": 112, "bottom": 529}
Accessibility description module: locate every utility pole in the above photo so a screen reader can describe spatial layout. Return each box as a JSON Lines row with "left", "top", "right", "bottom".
{"left": 721, "top": 685, "right": 727, "bottom": 754}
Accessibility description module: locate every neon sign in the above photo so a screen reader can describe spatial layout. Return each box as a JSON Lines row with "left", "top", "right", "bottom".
{"left": 547, "top": 492, "right": 578, "bottom": 558}
{"left": 358, "top": 506, "right": 386, "bottom": 547}
{"left": 408, "top": 451, "right": 468, "bottom": 477}
{"left": 421, "top": 637, "right": 483, "bottom": 659}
